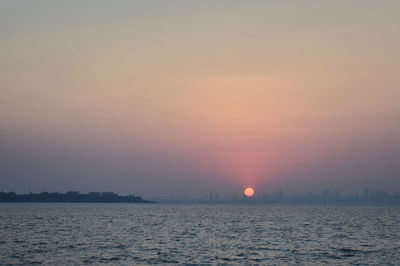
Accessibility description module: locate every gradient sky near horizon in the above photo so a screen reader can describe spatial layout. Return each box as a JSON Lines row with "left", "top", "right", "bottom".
{"left": 1, "top": 1, "right": 400, "bottom": 198}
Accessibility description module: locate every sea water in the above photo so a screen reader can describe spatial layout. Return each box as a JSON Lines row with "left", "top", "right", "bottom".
{"left": 1, "top": 203, "right": 399, "bottom": 265}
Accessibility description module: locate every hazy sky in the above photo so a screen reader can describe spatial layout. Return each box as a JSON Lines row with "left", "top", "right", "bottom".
{"left": 1, "top": 1, "right": 400, "bottom": 198}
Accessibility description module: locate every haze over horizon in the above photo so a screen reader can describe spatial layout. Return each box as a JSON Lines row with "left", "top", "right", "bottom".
{"left": 1, "top": 1, "right": 400, "bottom": 199}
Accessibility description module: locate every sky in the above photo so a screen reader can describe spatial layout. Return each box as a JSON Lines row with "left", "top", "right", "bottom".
{"left": 1, "top": 1, "right": 400, "bottom": 198}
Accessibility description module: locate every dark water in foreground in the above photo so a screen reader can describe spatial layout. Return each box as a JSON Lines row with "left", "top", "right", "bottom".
{"left": 1, "top": 203, "right": 399, "bottom": 265}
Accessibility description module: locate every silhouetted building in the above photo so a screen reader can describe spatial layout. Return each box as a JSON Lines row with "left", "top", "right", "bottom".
{"left": 101, "top": 192, "right": 115, "bottom": 197}
{"left": 209, "top": 192, "right": 214, "bottom": 201}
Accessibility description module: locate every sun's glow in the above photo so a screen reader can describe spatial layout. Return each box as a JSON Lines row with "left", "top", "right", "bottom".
{"left": 244, "top": 187, "right": 255, "bottom": 197}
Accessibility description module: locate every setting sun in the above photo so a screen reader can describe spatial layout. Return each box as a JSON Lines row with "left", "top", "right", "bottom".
{"left": 244, "top": 187, "right": 255, "bottom": 197}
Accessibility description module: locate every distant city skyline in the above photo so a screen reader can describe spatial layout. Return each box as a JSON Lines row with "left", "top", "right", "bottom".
{"left": 2, "top": 187, "right": 399, "bottom": 204}
{"left": 2, "top": 188, "right": 400, "bottom": 205}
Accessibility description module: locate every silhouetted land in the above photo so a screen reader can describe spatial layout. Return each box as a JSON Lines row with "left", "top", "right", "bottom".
{"left": 0, "top": 191, "right": 153, "bottom": 203}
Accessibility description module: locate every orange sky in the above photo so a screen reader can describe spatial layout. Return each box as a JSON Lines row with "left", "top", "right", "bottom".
{"left": 1, "top": 1, "right": 400, "bottom": 197}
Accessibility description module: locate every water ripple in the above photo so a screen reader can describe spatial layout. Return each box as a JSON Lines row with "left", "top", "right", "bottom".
{"left": 0, "top": 203, "right": 399, "bottom": 264}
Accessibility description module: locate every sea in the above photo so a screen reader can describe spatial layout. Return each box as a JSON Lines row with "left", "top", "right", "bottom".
{"left": 1, "top": 203, "right": 399, "bottom": 265}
